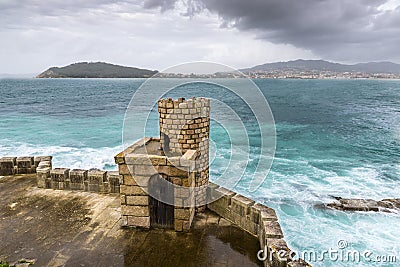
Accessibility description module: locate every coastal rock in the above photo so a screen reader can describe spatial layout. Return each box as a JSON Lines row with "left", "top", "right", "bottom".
{"left": 378, "top": 199, "right": 400, "bottom": 209}
{"left": 322, "top": 197, "right": 400, "bottom": 213}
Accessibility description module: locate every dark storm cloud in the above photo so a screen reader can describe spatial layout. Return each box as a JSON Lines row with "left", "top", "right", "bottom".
{"left": 2, "top": 0, "right": 400, "bottom": 73}
{"left": 143, "top": 0, "right": 400, "bottom": 62}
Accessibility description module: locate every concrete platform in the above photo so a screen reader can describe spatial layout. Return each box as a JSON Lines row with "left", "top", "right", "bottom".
{"left": 0, "top": 174, "right": 262, "bottom": 267}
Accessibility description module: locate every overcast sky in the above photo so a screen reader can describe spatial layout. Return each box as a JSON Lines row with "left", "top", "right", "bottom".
{"left": 1, "top": 0, "right": 400, "bottom": 74}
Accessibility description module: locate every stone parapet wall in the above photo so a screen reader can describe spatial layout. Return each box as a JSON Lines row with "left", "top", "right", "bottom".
{"left": 0, "top": 156, "right": 52, "bottom": 176}
{"left": 37, "top": 167, "right": 120, "bottom": 194}
{"left": 1, "top": 155, "right": 121, "bottom": 194}
{"left": 207, "top": 182, "right": 311, "bottom": 267}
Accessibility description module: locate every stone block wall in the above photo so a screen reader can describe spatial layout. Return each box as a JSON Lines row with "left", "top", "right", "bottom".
{"left": 0, "top": 155, "right": 120, "bottom": 195}
{"left": 158, "top": 97, "right": 210, "bottom": 154}
{"left": 33, "top": 156, "right": 121, "bottom": 194}
{"left": 207, "top": 182, "right": 311, "bottom": 267}
{"left": 115, "top": 137, "right": 197, "bottom": 231}
{"left": 38, "top": 168, "right": 120, "bottom": 194}
{"left": 108, "top": 171, "right": 120, "bottom": 193}
{"left": 50, "top": 168, "right": 69, "bottom": 190}
{"left": 117, "top": 149, "right": 150, "bottom": 228}
{"left": 69, "top": 169, "right": 87, "bottom": 190}
{"left": 158, "top": 97, "right": 210, "bottom": 210}
{"left": 0, "top": 156, "right": 52, "bottom": 176}
{"left": 0, "top": 157, "right": 17, "bottom": 176}
{"left": 88, "top": 169, "right": 107, "bottom": 192}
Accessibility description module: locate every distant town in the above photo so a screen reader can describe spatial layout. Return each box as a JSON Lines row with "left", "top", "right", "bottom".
{"left": 243, "top": 70, "right": 400, "bottom": 79}
{"left": 155, "top": 59, "right": 400, "bottom": 79}
{"left": 155, "top": 70, "right": 400, "bottom": 79}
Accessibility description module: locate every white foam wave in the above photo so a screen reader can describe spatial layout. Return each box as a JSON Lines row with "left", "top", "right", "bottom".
{"left": 0, "top": 142, "right": 121, "bottom": 170}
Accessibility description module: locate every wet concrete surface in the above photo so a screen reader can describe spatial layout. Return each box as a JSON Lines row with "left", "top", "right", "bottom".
{"left": 0, "top": 174, "right": 262, "bottom": 267}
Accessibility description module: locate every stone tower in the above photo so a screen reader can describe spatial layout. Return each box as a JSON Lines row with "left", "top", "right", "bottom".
{"left": 158, "top": 97, "right": 210, "bottom": 209}
{"left": 115, "top": 97, "right": 210, "bottom": 231}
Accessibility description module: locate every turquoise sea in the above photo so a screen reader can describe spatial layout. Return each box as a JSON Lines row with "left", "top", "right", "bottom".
{"left": 0, "top": 78, "right": 399, "bottom": 266}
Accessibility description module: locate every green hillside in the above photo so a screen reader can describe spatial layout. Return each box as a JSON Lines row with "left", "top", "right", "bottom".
{"left": 37, "top": 62, "right": 158, "bottom": 78}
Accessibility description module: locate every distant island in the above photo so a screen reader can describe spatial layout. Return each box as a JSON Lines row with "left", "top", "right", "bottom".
{"left": 36, "top": 62, "right": 158, "bottom": 78}
{"left": 36, "top": 60, "right": 400, "bottom": 79}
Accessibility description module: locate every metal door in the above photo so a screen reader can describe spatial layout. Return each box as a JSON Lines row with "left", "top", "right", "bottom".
{"left": 148, "top": 174, "right": 174, "bottom": 228}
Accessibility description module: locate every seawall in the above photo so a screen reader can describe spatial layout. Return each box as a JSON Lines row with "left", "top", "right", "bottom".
{"left": 207, "top": 182, "right": 310, "bottom": 267}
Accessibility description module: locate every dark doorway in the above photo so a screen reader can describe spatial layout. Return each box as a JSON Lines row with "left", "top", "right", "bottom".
{"left": 148, "top": 174, "right": 174, "bottom": 228}
{"left": 162, "top": 133, "right": 170, "bottom": 153}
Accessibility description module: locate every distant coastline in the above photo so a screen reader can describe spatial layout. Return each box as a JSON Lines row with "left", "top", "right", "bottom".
{"left": 242, "top": 59, "right": 400, "bottom": 79}
{"left": 34, "top": 59, "right": 400, "bottom": 79}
